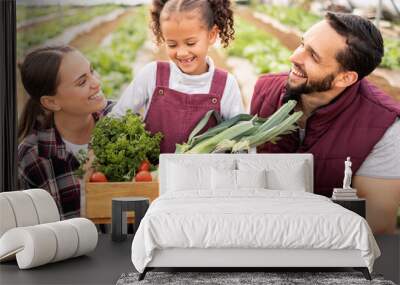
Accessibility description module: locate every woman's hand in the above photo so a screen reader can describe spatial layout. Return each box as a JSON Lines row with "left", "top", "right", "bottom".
{"left": 82, "top": 149, "right": 95, "bottom": 182}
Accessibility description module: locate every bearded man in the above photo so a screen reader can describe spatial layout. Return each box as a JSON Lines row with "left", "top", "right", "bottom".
{"left": 250, "top": 12, "right": 400, "bottom": 234}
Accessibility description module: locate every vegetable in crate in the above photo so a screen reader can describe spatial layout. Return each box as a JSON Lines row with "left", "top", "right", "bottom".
{"left": 135, "top": 170, "right": 152, "bottom": 182}
{"left": 138, "top": 160, "right": 151, "bottom": 172}
{"left": 91, "top": 110, "right": 162, "bottom": 182}
{"left": 90, "top": 171, "right": 108, "bottom": 183}
{"left": 175, "top": 100, "right": 302, "bottom": 154}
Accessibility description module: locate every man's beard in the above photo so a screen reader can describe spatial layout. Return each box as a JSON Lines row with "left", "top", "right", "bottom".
{"left": 283, "top": 73, "right": 336, "bottom": 102}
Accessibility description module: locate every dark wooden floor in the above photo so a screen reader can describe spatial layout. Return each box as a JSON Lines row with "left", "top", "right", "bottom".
{"left": 0, "top": 233, "right": 398, "bottom": 285}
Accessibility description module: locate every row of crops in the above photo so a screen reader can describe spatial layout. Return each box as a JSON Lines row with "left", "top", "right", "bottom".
{"left": 15, "top": 4, "right": 295, "bottom": 110}
{"left": 17, "top": 4, "right": 122, "bottom": 58}
{"left": 16, "top": 3, "right": 398, "bottom": 101}
{"left": 228, "top": 17, "right": 291, "bottom": 74}
{"left": 256, "top": 4, "right": 320, "bottom": 33}
{"left": 16, "top": 3, "right": 292, "bottom": 99}
{"left": 16, "top": 5, "right": 66, "bottom": 23}
{"left": 16, "top": 4, "right": 149, "bottom": 104}
{"left": 85, "top": 7, "right": 148, "bottom": 99}
{"left": 254, "top": 4, "right": 400, "bottom": 71}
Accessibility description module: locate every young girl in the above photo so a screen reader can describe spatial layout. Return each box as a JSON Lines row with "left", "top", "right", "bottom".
{"left": 111, "top": 0, "right": 244, "bottom": 153}
{"left": 18, "top": 46, "right": 113, "bottom": 219}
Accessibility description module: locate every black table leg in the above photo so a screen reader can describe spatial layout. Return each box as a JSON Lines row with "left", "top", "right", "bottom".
{"left": 112, "top": 200, "right": 124, "bottom": 242}
{"left": 112, "top": 198, "right": 150, "bottom": 242}
{"left": 132, "top": 201, "right": 149, "bottom": 235}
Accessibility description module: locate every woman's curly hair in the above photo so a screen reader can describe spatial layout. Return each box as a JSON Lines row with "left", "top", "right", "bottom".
{"left": 150, "top": 0, "right": 235, "bottom": 48}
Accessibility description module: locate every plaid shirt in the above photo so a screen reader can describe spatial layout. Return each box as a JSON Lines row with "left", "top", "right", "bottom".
{"left": 18, "top": 101, "right": 114, "bottom": 219}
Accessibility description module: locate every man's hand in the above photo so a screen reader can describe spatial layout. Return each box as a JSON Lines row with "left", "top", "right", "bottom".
{"left": 353, "top": 175, "right": 400, "bottom": 234}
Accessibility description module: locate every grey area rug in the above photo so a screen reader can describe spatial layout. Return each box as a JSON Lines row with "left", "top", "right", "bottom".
{"left": 116, "top": 272, "right": 395, "bottom": 285}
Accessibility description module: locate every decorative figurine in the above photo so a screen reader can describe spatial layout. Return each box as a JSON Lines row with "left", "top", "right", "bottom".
{"left": 343, "top": 157, "right": 352, "bottom": 189}
{"left": 332, "top": 157, "right": 357, "bottom": 199}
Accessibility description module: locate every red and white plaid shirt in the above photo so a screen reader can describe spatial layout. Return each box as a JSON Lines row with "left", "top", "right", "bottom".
{"left": 18, "top": 101, "right": 114, "bottom": 219}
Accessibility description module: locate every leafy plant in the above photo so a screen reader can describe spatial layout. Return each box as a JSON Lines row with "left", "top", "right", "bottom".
{"left": 176, "top": 101, "right": 301, "bottom": 154}
{"left": 91, "top": 111, "right": 162, "bottom": 182}
{"left": 228, "top": 17, "right": 291, "bottom": 74}
{"left": 74, "top": 149, "right": 89, "bottom": 178}
{"left": 17, "top": 4, "right": 120, "bottom": 58}
{"left": 16, "top": 5, "right": 66, "bottom": 23}
{"left": 381, "top": 38, "right": 400, "bottom": 70}
{"left": 255, "top": 4, "right": 400, "bottom": 71}
{"left": 256, "top": 4, "right": 321, "bottom": 32}
{"left": 85, "top": 6, "right": 147, "bottom": 98}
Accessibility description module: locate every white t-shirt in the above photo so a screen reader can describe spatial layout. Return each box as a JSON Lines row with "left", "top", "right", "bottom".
{"left": 110, "top": 57, "right": 244, "bottom": 119}
{"left": 356, "top": 118, "right": 400, "bottom": 179}
{"left": 62, "top": 139, "right": 88, "bottom": 159}
{"left": 299, "top": 119, "right": 400, "bottom": 179}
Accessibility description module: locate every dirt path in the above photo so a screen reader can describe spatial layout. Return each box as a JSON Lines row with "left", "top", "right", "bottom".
{"left": 368, "top": 74, "right": 400, "bottom": 101}
{"left": 236, "top": 7, "right": 301, "bottom": 50}
{"left": 235, "top": 6, "right": 400, "bottom": 101}
{"left": 70, "top": 8, "right": 135, "bottom": 52}
{"left": 17, "top": 10, "right": 78, "bottom": 31}
{"left": 17, "top": 9, "right": 136, "bottom": 115}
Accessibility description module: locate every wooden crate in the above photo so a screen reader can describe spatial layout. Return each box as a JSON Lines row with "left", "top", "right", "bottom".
{"left": 84, "top": 181, "right": 159, "bottom": 224}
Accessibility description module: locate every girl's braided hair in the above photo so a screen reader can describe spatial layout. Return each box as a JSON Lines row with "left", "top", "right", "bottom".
{"left": 150, "top": 0, "right": 234, "bottom": 48}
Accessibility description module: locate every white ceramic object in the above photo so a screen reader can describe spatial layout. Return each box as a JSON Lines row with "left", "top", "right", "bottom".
{"left": 0, "top": 196, "right": 17, "bottom": 237}
{"left": 1, "top": 191, "right": 39, "bottom": 227}
{"left": 0, "top": 189, "right": 98, "bottom": 269}
{"left": 23, "top": 189, "right": 60, "bottom": 223}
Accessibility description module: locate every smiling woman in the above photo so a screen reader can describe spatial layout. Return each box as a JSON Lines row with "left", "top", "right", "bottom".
{"left": 17, "top": 46, "right": 114, "bottom": 219}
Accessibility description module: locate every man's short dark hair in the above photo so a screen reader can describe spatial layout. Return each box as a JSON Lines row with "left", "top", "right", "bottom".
{"left": 325, "top": 12, "right": 384, "bottom": 80}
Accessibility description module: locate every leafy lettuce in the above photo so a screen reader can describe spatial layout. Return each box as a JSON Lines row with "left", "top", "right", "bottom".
{"left": 91, "top": 111, "right": 162, "bottom": 182}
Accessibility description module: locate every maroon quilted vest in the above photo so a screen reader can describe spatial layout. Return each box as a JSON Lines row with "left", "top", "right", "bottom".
{"left": 251, "top": 73, "right": 400, "bottom": 197}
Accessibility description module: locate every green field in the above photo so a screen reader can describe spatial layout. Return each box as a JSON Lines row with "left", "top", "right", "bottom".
{"left": 255, "top": 4, "right": 400, "bottom": 70}
{"left": 17, "top": 5, "right": 121, "bottom": 58}
{"left": 85, "top": 6, "right": 147, "bottom": 99}
{"left": 256, "top": 4, "right": 321, "bottom": 32}
{"left": 228, "top": 16, "right": 291, "bottom": 74}
{"left": 17, "top": 5, "right": 67, "bottom": 23}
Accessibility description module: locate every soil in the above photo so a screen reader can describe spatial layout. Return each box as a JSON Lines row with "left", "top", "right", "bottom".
{"left": 17, "top": 9, "right": 136, "bottom": 115}
{"left": 69, "top": 9, "right": 136, "bottom": 52}
{"left": 368, "top": 74, "right": 400, "bottom": 102}
{"left": 235, "top": 6, "right": 400, "bottom": 102}
{"left": 236, "top": 7, "right": 301, "bottom": 50}
{"left": 17, "top": 10, "right": 78, "bottom": 32}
